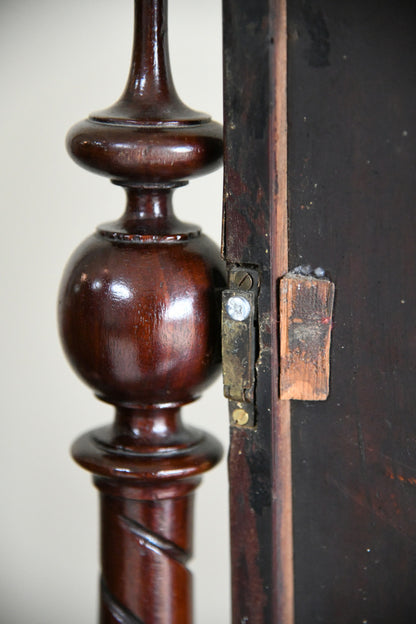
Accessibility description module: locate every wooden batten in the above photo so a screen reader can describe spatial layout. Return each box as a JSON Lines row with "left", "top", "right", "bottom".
{"left": 280, "top": 273, "right": 335, "bottom": 401}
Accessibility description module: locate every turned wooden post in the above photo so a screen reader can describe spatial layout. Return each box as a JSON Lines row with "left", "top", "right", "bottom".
{"left": 58, "top": 2, "right": 224, "bottom": 622}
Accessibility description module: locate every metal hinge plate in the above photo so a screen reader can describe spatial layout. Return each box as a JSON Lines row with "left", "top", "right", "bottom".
{"left": 222, "top": 267, "right": 258, "bottom": 427}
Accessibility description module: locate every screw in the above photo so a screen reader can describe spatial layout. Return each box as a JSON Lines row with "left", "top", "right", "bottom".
{"left": 232, "top": 408, "right": 249, "bottom": 426}
{"left": 234, "top": 270, "right": 253, "bottom": 291}
{"left": 226, "top": 295, "right": 251, "bottom": 321}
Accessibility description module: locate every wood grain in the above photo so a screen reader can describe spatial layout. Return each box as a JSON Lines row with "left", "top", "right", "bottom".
{"left": 288, "top": 0, "right": 416, "bottom": 620}
{"left": 223, "top": 0, "right": 293, "bottom": 621}
{"left": 271, "top": 1, "right": 294, "bottom": 623}
{"left": 280, "top": 274, "right": 334, "bottom": 400}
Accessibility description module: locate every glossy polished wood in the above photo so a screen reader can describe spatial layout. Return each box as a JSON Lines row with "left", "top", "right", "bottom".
{"left": 66, "top": 0, "right": 222, "bottom": 184}
{"left": 59, "top": 193, "right": 223, "bottom": 408}
{"left": 58, "top": 1, "right": 224, "bottom": 622}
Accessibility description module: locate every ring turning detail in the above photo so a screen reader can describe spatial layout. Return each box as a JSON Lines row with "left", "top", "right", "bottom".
{"left": 58, "top": 1, "right": 225, "bottom": 622}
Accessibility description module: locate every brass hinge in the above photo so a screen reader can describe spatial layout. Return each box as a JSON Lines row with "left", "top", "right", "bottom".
{"left": 222, "top": 267, "right": 258, "bottom": 427}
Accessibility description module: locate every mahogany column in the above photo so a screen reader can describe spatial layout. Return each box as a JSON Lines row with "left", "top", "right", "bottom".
{"left": 58, "top": 2, "right": 225, "bottom": 623}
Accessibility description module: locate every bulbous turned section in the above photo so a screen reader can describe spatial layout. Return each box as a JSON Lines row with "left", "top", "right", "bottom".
{"left": 58, "top": 190, "right": 225, "bottom": 623}
{"left": 66, "top": 0, "right": 222, "bottom": 184}
{"left": 58, "top": 187, "right": 225, "bottom": 409}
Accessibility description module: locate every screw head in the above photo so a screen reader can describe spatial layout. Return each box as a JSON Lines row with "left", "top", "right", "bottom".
{"left": 233, "top": 270, "right": 253, "bottom": 290}
{"left": 232, "top": 408, "right": 249, "bottom": 426}
{"left": 226, "top": 295, "right": 251, "bottom": 321}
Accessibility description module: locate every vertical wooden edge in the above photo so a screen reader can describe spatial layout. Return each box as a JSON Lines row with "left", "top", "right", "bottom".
{"left": 272, "top": 0, "right": 289, "bottom": 279}
{"left": 273, "top": 401, "right": 293, "bottom": 623}
{"left": 271, "top": 0, "right": 294, "bottom": 623}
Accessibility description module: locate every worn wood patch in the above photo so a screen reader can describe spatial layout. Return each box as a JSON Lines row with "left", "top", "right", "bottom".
{"left": 280, "top": 273, "right": 335, "bottom": 400}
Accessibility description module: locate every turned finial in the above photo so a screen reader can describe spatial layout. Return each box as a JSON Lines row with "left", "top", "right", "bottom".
{"left": 58, "top": 1, "right": 224, "bottom": 622}
{"left": 66, "top": 0, "right": 222, "bottom": 184}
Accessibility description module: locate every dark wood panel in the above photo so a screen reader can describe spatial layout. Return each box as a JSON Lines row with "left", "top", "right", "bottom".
{"left": 288, "top": 0, "right": 416, "bottom": 621}
{"left": 223, "top": 0, "right": 292, "bottom": 622}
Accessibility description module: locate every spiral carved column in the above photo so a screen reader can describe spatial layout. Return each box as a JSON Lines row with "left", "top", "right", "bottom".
{"left": 58, "top": 2, "right": 224, "bottom": 622}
